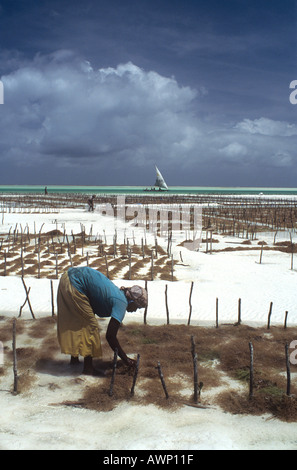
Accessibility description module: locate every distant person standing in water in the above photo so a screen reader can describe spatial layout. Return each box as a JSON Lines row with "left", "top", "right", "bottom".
{"left": 57, "top": 267, "right": 148, "bottom": 376}
{"left": 87, "top": 195, "right": 95, "bottom": 211}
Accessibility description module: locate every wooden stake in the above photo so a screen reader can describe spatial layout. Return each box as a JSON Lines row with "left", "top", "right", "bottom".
{"left": 179, "top": 250, "right": 183, "bottom": 263}
{"left": 19, "top": 277, "right": 35, "bottom": 319}
{"left": 105, "top": 254, "right": 109, "bottom": 279}
{"left": 108, "top": 348, "right": 118, "bottom": 397}
{"left": 113, "top": 234, "right": 117, "bottom": 258}
{"left": 259, "top": 243, "right": 264, "bottom": 264}
{"left": 37, "top": 249, "right": 40, "bottom": 279}
{"left": 128, "top": 248, "right": 132, "bottom": 280}
{"left": 191, "top": 335, "right": 196, "bottom": 359}
{"left": 50, "top": 280, "right": 55, "bottom": 316}
{"left": 284, "top": 311, "right": 289, "bottom": 329}
{"left": 21, "top": 248, "right": 24, "bottom": 277}
{"left": 151, "top": 251, "right": 154, "bottom": 281}
{"left": 68, "top": 250, "right": 73, "bottom": 267}
{"left": 157, "top": 361, "right": 169, "bottom": 399}
{"left": 249, "top": 342, "right": 254, "bottom": 398}
{"left": 187, "top": 281, "right": 194, "bottom": 326}
{"left": 130, "top": 354, "right": 140, "bottom": 396}
{"left": 285, "top": 342, "right": 291, "bottom": 396}
{"left": 237, "top": 298, "right": 241, "bottom": 325}
{"left": 216, "top": 297, "right": 219, "bottom": 328}
{"left": 55, "top": 253, "right": 58, "bottom": 279}
{"left": 144, "top": 280, "right": 148, "bottom": 325}
{"left": 193, "top": 352, "right": 198, "bottom": 404}
{"left": 267, "top": 302, "right": 273, "bottom": 329}
{"left": 19, "top": 286, "right": 30, "bottom": 317}
{"left": 165, "top": 284, "right": 169, "bottom": 324}
{"left": 12, "top": 319, "right": 18, "bottom": 394}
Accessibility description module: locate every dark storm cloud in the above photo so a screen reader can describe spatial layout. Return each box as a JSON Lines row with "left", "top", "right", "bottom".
{"left": 0, "top": 52, "right": 200, "bottom": 174}
{"left": 0, "top": 0, "right": 296, "bottom": 186}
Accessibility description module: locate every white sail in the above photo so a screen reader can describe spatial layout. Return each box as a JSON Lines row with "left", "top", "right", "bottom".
{"left": 154, "top": 166, "right": 168, "bottom": 190}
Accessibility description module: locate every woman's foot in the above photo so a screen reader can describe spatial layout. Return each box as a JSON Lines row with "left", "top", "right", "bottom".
{"left": 82, "top": 356, "right": 106, "bottom": 377}
{"left": 70, "top": 356, "right": 80, "bottom": 365}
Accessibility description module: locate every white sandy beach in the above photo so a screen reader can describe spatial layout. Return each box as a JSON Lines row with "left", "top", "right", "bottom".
{"left": 0, "top": 200, "right": 297, "bottom": 450}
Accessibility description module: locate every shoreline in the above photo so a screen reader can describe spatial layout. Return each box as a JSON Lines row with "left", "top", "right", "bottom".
{"left": 1, "top": 184, "right": 297, "bottom": 197}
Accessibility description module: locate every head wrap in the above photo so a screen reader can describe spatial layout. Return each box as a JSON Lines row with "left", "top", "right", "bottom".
{"left": 122, "top": 285, "right": 148, "bottom": 308}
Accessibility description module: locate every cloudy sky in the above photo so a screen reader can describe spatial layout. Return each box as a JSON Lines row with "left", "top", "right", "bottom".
{"left": 0, "top": 0, "right": 296, "bottom": 187}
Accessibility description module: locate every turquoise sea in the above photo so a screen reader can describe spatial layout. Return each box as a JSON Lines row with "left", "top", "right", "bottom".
{"left": 0, "top": 185, "right": 297, "bottom": 196}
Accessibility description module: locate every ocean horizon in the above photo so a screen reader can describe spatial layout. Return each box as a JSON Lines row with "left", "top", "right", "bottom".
{"left": 0, "top": 184, "right": 297, "bottom": 196}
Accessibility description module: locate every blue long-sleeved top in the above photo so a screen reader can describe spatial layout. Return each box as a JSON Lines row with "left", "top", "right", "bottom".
{"left": 68, "top": 267, "right": 127, "bottom": 323}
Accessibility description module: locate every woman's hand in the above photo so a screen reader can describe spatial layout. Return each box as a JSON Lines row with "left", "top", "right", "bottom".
{"left": 106, "top": 319, "right": 136, "bottom": 368}
{"left": 125, "top": 357, "right": 137, "bottom": 368}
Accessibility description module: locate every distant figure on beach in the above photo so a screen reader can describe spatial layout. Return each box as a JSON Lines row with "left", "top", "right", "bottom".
{"left": 57, "top": 267, "right": 148, "bottom": 376}
{"left": 87, "top": 194, "right": 95, "bottom": 211}
{"left": 44, "top": 186, "right": 48, "bottom": 195}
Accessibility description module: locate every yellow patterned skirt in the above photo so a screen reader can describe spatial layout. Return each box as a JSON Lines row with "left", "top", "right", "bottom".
{"left": 57, "top": 272, "right": 102, "bottom": 358}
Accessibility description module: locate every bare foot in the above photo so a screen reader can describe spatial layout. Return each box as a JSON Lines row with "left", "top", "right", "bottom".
{"left": 70, "top": 356, "right": 80, "bottom": 365}
{"left": 82, "top": 356, "right": 106, "bottom": 377}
